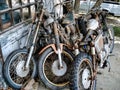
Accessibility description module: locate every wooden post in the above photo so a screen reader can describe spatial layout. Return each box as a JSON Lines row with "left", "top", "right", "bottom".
{"left": 74, "top": 0, "right": 80, "bottom": 14}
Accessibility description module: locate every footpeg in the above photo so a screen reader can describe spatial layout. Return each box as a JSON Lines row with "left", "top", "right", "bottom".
{"left": 108, "top": 53, "right": 115, "bottom": 57}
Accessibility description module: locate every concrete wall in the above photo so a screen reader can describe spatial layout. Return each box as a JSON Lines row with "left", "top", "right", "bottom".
{"left": 0, "top": 23, "right": 30, "bottom": 61}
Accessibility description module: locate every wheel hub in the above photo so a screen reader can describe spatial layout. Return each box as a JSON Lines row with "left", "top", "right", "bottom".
{"left": 52, "top": 60, "right": 67, "bottom": 76}
{"left": 82, "top": 68, "right": 91, "bottom": 89}
{"left": 16, "top": 61, "right": 29, "bottom": 77}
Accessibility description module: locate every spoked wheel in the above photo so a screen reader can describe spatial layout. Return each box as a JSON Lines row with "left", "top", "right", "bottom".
{"left": 3, "top": 49, "right": 36, "bottom": 89}
{"left": 70, "top": 52, "right": 96, "bottom": 90}
{"left": 38, "top": 47, "right": 74, "bottom": 90}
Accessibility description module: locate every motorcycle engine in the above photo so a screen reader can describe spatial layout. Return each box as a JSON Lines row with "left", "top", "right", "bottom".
{"left": 38, "top": 16, "right": 54, "bottom": 49}
{"left": 64, "top": 24, "right": 79, "bottom": 45}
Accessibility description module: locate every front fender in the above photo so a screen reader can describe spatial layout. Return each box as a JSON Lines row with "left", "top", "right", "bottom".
{"left": 38, "top": 43, "right": 72, "bottom": 55}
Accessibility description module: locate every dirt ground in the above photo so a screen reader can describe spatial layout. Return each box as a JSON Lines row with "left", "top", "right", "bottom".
{"left": 96, "top": 40, "right": 120, "bottom": 90}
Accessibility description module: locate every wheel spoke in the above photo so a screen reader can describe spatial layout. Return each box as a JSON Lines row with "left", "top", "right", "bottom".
{"left": 6, "top": 51, "right": 35, "bottom": 88}
{"left": 41, "top": 49, "right": 73, "bottom": 87}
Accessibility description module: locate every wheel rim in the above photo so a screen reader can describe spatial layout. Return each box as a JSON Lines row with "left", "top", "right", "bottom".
{"left": 16, "top": 61, "right": 29, "bottom": 77}
{"left": 43, "top": 50, "right": 73, "bottom": 87}
{"left": 78, "top": 59, "right": 93, "bottom": 89}
{"left": 8, "top": 52, "right": 34, "bottom": 86}
{"left": 52, "top": 60, "right": 67, "bottom": 76}
{"left": 82, "top": 68, "right": 91, "bottom": 89}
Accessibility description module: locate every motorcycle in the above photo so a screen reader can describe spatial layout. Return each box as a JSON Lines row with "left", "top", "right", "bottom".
{"left": 37, "top": 1, "right": 75, "bottom": 90}
{"left": 2, "top": 2, "right": 53, "bottom": 89}
{"left": 69, "top": 8, "right": 114, "bottom": 90}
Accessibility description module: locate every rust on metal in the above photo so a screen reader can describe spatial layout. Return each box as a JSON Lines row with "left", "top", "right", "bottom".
{"left": 39, "top": 44, "right": 58, "bottom": 55}
{"left": 0, "top": 45, "right": 4, "bottom": 62}
{"left": 39, "top": 43, "right": 72, "bottom": 55}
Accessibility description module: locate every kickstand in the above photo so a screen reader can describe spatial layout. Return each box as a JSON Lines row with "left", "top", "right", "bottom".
{"left": 107, "top": 60, "right": 111, "bottom": 72}
{"left": 107, "top": 53, "right": 114, "bottom": 72}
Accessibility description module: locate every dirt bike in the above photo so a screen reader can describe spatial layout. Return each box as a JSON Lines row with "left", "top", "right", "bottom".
{"left": 69, "top": 8, "right": 114, "bottom": 90}
{"left": 2, "top": 2, "right": 54, "bottom": 89}
{"left": 37, "top": 1, "right": 76, "bottom": 90}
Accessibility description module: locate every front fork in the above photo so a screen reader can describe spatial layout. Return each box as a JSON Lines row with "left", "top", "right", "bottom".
{"left": 53, "top": 22, "right": 63, "bottom": 68}
{"left": 25, "top": 9, "right": 44, "bottom": 69}
{"left": 91, "top": 46, "right": 96, "bottom": 71}
{"left": 91, "top": 45, "right": 97, "bottom": 80}
{"left": 108, "top": 28, "right": 113, "bottom": 40}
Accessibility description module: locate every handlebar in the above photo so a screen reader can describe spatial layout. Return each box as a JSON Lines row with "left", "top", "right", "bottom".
{"left": 82, "top": 7, "right": 108, "bottom": 22}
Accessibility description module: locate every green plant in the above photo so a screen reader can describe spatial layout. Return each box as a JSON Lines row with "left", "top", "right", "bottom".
{"left": 113, "top": 26, "right": 120, "bottom": 37}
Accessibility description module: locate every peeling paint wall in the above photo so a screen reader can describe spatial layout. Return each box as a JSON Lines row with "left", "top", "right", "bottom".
{"left": 0, "top": 23, "right": 31, "bottom": 61}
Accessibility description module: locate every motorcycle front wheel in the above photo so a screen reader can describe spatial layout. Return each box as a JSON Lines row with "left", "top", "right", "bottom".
{"left": 38, "top": 47, "right": 74, "bottom": 90}
{"left": 70, "top": 52, "right": 96, "bottom": 90}
{"left": 3, "top": 49, "right": 36, "bottom": 89}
